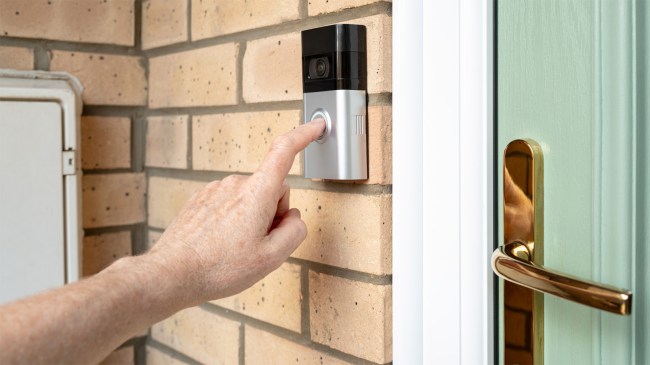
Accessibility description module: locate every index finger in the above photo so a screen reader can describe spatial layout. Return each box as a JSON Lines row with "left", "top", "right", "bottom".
{"left": 252, "top": 118, "right": 326, "bottom": 195}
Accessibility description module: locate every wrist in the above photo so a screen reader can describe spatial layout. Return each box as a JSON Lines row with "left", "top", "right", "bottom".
{"left": 104, "top": 253, "right": 194, "bottom": 318}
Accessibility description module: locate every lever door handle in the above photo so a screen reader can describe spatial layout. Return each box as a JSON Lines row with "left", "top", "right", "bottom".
{"left": 496, "top": 139, "right": 633, "bottom": 362}
{"left": 494, "top": 139, "right": 632, "bottom": 316}
{"left": 492, "top": 241, "right": 632, "bottom": 315}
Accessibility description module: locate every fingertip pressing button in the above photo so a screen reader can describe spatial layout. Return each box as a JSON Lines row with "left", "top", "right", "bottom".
{"left": 310, "top": 109, "right": 331, "bottom": 143}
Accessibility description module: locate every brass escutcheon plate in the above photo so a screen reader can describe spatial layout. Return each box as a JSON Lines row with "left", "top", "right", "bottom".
{"left": 503, "top": 139, "right": 544, "bottom": 365}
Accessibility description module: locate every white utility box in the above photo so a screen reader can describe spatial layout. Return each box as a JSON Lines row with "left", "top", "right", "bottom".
{"left": 0, "top": 70, "right": 83, "bottom": 304}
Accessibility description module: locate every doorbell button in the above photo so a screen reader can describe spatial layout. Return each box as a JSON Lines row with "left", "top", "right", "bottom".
{"left": 310, "top": 109, "right": 331, "bottom": 143}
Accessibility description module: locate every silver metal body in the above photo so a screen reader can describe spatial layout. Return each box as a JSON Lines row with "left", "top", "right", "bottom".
{"left": 303, "top": 89, "right": 367, "bottom": 180}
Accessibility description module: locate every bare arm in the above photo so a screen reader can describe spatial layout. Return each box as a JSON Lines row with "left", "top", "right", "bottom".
{"left": 0, "top": 119, "right": 326, "bottom": 365}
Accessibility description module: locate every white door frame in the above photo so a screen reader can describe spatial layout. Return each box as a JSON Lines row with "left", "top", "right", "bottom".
{"left": 393, "top": 1, "right": 495, "bottom": 363}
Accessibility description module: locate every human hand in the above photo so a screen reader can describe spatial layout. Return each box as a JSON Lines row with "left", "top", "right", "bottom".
{"left": 0, "top": 119, "right": 325, "bottom": 365}
{"left": 147, "top": 119, "right": 326, "bottom": 306}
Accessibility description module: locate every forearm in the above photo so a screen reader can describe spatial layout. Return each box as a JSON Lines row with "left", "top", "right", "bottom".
{"left": 0, "top": 254, "right": 188, "bottom": 365}
{"left": 0, "top": 121, "right": 323, "bottom": 365}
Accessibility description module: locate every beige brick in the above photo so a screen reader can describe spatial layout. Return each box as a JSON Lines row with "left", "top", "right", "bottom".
{"left": 242, "top": 16, "right": 391, "bottom": 97}
{"left": 0, "top": 0, "right": 134, "bottom": 46}
{"left": 242, "top": 16, "right": 391, "bottom": 100}
{"left": 147, "top": 346, "right": 187, "bottom": 365}
{"left": 146, "top": 115, "right": 188, "bottom": 169}
{"left": 193, "top": 111, "right": 301, "bottom": 175}
{"left": 148, "top": 230, "right": 163, "bottom": 250}
{"left": 310, "top": 272, "right": 392, "bottom": 363}
{"left": 149, "top": 44, "right": 238, "bottom": 108}
{"left": 308, "top": 0, "right": 390, "bottom": 15}
{"left": 346, "top": 14, "right": 392, "bottom": 94}
{"left": 99, "top": 346, "right": 134, "bottom": 365}
{"left": 191, "top": 0, "right": 300, "bottom": 41}
{"left": 291, "top": 190, "right": 391, "bottom": 275}
{"left": 81, "top": 116, "right": 131, "bottom": 170}
{"left": 245, "top": 326, "right": 350, "bottom": 365}
{"left": 83, "top": 173, "right": 146, "bottom": 228}
{"left": 151, "top": 306, "right": 239, "bottom": 365}
{"left": 148, "top": 177, "right": 206, "bottom": 229}
{"left": 0, "top": 46, "right": 33, "bottom": 70}
{"left": 243, "top": 33, "right": 301, "bottom": 103}
{"left": 83, "top": 231, "right": 132, "bottom": 276}
{"left": 366, "top": 106, "right": 392, "bottom": 184}
{"left": 50, "top": 51, "right": 146, "bottom": 106}
{"left": 213, "top": 263, "right": 301, "bottom": 332}
{"left": 142, "top": 0, "right": 188, "bottom": 50}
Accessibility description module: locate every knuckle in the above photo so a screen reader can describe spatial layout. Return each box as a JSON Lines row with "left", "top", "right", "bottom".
{"left": 270, "top": 137, "right": 286, "bottom": 152}
{"left": 206, "top": 180, "right": 221, "bottom": 190}
{"left": 297, "top": 221, "right": 308, "bottom": 240}
{"left": 222, "top": 174, "right": 245, "bottom": 186}
{"left": 271, "top": 134, "right": 295, "bottom": 152}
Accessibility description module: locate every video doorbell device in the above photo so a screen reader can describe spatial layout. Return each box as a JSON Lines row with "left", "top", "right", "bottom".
{"left": 301, "top": 24, "right": 368, "bottom": 180}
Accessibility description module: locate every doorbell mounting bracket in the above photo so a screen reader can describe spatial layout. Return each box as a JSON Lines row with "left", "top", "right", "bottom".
{"left": 301, "top": 24, "right": 368, "bottom": 180}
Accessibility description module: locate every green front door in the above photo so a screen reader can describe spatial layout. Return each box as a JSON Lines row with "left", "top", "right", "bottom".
{"left": 497, "top": 0, "right": 649, "bottom": 363}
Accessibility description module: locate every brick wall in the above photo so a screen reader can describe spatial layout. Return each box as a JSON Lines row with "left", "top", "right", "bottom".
{"left": 0, "top": 0, "right": 392, "bottom": 364}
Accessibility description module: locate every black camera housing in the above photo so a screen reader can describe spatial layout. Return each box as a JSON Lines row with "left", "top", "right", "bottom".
{"left": 301, "top": 24, "right": 367, "bottom": 93}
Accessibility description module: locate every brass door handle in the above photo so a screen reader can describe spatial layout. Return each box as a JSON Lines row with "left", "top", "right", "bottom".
{"left": 495, "top": 139, "right": 632, "bottom": 317}
{"left": 497, "top": 139, "right": 633, "bottom": 362}
{"left": 492, "top": 241, "right": 632, "bottom": 315}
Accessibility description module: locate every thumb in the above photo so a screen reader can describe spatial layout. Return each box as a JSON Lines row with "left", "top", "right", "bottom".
{"left": 264, "top": 208, "right": 307, "bottom": 261}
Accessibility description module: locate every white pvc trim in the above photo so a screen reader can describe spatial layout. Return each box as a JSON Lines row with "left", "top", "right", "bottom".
{"left": 458, "top": 1, "right": 494, "bottom": 363}
{"left": 423, "top": 0, "right": 461, "bottom": 362}
{"left": 392, "top": 0, "right": 423, "bottom": 363}
{"left": 393, "top": 1, "right": 493, "bottom": 363}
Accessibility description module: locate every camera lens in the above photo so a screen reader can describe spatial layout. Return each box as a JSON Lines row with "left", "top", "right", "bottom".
{"left": 308, "top": 57, "right": 330, "bottom": 79}
{"left": 315, "top": 59, "right": 327, "bottom": 77}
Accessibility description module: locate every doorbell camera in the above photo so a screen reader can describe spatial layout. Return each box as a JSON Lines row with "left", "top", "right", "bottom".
{"left": 301, "top": 24, "right": 368, "bottom": 180}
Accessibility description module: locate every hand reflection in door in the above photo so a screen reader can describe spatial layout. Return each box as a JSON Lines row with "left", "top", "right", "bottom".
{"left": 504, "top": 166, "right": 533, "bottom": 244}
